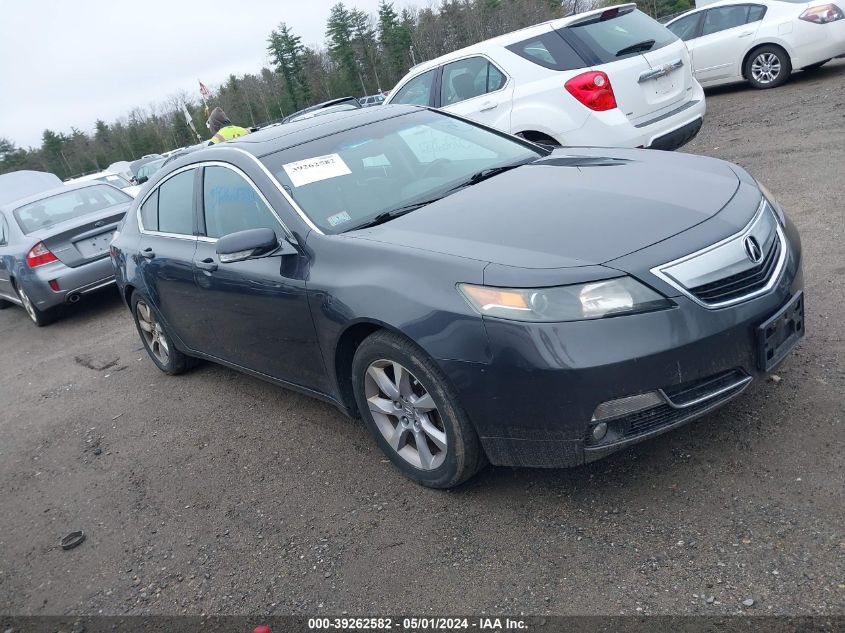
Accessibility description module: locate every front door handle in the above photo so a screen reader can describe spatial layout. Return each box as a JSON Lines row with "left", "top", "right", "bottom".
{"left": 195, "top": 257, "right": 218, "bottom": 272}
{"left": 140, "top": 247, "right": 155, "bottom": 259}
{"left": 479, "top": 101, "right": 498, "bottom": 112}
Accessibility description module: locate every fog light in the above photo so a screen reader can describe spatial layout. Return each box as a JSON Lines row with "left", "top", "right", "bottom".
{"left": 592, "top": 422, "right": 608, "bottom": 442}
{"left": 592, "top": 391, "right": 664, "bottom": 422}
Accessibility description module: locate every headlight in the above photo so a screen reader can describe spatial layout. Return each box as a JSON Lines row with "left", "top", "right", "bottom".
{"left": 458, "top": 277, "right": 671, "bottom": 322}
{"left": 757, "top": 181, "right": 786, "bottom": 225}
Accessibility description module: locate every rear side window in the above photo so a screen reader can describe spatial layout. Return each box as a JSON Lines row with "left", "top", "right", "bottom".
{"left": 391, "top": 70, "right": 436, "bottom": 106}
{"left": 0, "top": 214, "right": 8, "bottom": 245}
{"left": 667, "top": 13, "right": 704, "bottom": 41}
{"left": 156, "top": 170, "right": 195, "bottom": 235}
{"left": 139, "top": 191, "right": 159, "bottom": 231}
{"left": 748, "top": 5, "right": 767, "bottom": 22}
{"left": 506, "top": 30, "right": 585, "bottom": 71}
{"left": 702, "top": 5, "right": 752, "bottom": 35}
{"left": 202, "top": 166, "right": 279, "bottom": 239}
{"left": 562, "top": 8, "right": 678, "bottom": 64}
{"left": 440, "top": 57, "right": 507, "bottom": 106}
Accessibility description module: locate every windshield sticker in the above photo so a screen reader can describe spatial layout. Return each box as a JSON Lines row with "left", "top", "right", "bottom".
{"left": 282, "top": 153, "right": 351, "bottom": 187}
{"left": 327, "top": 211, "right": 352, "bottom": 227}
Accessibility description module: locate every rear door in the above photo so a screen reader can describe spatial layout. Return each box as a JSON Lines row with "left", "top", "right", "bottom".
{"left": 438, "top": 55, "right": 515, "bottom": 131}
{"left": 135, "top": 168, "right": 201, "bottom": 349}
{"left": 688, "top": 5, "right": 764, "bottom": 83}
{"left": 558, "top": 7, "right": 693, "bottom": 125}
{"left": 0, "top": 213, "right": 14, "bottom": 300}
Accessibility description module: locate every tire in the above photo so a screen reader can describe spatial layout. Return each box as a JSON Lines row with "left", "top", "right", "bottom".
{"left": 745, "top": 45, "right": 791, "bottom": 89}
{"left": 130, "top": 292, "right": 196, "bottom": 375}
{"left": 351, "top": 330, "right": 486, "bottom": 488}
{"left": 803, "top": 59, "right": 831, "bottom": 71}
{"left": 15, "top": 283, "right": 57, "bottom": 327}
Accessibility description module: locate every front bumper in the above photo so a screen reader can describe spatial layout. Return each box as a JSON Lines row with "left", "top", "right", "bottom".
{"left": 440, "top": 239, "right": 803, "bottom": 468}
{"left": 19, "top": 255, "right": 117, "bottom": 310}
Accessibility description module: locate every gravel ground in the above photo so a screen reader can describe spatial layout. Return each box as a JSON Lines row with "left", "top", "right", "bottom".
{"left": 1, "top": 61, "right": 843, "bottom": 618}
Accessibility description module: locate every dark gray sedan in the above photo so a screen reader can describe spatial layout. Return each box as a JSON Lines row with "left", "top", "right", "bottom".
{"left": 0, "top": 183, "right": 132, "bottom": 326}
{"left": 111, "top": 105, "right": 804, "bottom": 488}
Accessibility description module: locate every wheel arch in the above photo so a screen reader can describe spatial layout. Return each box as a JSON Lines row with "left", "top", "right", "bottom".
{"left": 515, "top": 130, "right": 561, "bottom": 147}
{"left": 333, "top": 319, "right": 396, "bottom": 417}
{"left": 741, "top": 41, "right": 791, "bottom": 78}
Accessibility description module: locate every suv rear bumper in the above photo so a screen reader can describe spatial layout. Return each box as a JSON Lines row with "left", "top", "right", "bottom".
{"left": 648, "top": 117, "right": 703, "bottom": 151}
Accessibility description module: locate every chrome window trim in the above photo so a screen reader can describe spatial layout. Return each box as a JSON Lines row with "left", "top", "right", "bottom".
{"left": 136, "top": 159, "right": 302, "bottom": 241}
{"left": 650, "top": 197, "right": 788, "bottom": 309}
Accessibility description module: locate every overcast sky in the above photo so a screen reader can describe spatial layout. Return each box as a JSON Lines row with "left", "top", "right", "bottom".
{"left": 0, "top": 0, "right": 414, "bottom": 149}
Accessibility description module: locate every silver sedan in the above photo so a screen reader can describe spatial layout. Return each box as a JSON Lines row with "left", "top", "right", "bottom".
{"left": 0, "top": 183, "right": 132, "bottom": 326}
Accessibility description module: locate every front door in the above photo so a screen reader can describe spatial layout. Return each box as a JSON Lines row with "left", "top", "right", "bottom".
{"left": 191, "top": 164, "right": 328, "bottom": 392}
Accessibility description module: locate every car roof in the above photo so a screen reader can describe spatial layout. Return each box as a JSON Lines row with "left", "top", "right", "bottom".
{"left": 0, "top": 181, "right": 120, "bottom": 212}
{"left": 394, "top": 4, "right": 637, "bottom": 77}
{"left": 222, "top": 104, "right": 422, "bottom": 158}
{"left": 66, "top": 170, "right": 124, "bottom": 183}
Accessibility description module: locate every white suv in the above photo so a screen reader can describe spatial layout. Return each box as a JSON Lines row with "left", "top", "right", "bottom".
{"left": 384, "top": 4, "right": 706, "bottom": 150}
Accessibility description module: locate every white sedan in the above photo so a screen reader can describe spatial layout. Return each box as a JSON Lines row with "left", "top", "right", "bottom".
{"left": 666, "top": 0, "right": 845, "bottom": 88}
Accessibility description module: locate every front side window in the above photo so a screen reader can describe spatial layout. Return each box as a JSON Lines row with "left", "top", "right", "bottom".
{"left": 667, "top": 13, "right": 704, "bottom": 41}
{"left": 14, "top": 185, "right": 131, "bottom": 234}
{"left": 262, "top": 110, "right": 542, "bottom": 234}
{"left": 440, "top": 57, "right": 506, "bottom": 106}
{"left": 390, "top": 70, "right": 436, "bottom": 106}
{"left": 702, "top": 5, "right": 752, "bottom": 35}
{"left": 156, "top": 170, "right": 195, "bottom": 235}
{"left": 202, "top": 166, "right": 279, "bottom": 239}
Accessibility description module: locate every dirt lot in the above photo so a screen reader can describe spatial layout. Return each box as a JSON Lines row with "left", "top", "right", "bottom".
{"left": 1, "top": 61, "right": 843, "bottom": 618}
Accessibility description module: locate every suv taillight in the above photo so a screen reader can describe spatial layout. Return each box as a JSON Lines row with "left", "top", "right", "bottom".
{"left": 565, "top": 71, "right": 617, "bottom": 112}
{"left": 800, "top": 3, "right": 844, "bottom": 22}
{"left": 26, "top": 242, "right": 58, "bottom": 267}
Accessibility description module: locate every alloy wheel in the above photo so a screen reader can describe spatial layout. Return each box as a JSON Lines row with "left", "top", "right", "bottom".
{"left": 364, "top": 359, "right": 447, "bottom": 470}
{"left": 136, "top": 300, "right": 170, "bottom": 365}
{"left": 17, "top": 287, "right": 38, "bottom": 323}
{"left": 751, "top": 53, "right": 781, "bottom": 84}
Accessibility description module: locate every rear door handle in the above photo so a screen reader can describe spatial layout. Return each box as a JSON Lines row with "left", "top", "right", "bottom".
{"left": 195, "top": 257, "right": 218, "bottom": 272}
{"left": 140, "top": 247, "right": 155, "bottom": 259}
{"left": 739, "top": 31, "right": 754, "bottom": 37}
{"left": 479, "top": 101, "right": 498, "bottom": 112}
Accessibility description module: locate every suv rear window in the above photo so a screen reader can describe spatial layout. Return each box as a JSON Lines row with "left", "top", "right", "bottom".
{"left": 562, "top": 8, "right": 678, "bottom": 65}
{"left": 506, "top": 30, "right": 585, "bottom": 71}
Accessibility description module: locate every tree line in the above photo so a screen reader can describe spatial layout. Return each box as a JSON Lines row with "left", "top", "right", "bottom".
{"left": 0, "top": 0, "right": 692, "bottom": 180}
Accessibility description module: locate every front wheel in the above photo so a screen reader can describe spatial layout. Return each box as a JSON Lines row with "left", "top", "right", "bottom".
{"left": 351, "top": 330, "right": 486, "bottom": 488}
{"left": 131, "top": 293, "right": 196, "bottom": 375}
{"left": 745, "top": 46, "right": 791, "bottom": 89}
{"left": 15, "top": 283, "right": 56, "bottom": 327}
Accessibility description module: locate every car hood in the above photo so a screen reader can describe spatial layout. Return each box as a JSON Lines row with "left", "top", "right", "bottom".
{"left": 350, "top": 148, "right": 742, "bottom": 270}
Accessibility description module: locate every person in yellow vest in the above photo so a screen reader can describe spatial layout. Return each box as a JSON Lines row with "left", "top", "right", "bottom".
{"left": 206, "top": 107, "right": 250, "bottom": 145}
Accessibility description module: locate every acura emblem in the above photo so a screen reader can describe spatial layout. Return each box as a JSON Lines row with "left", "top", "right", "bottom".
{"left": 744, "top": 236, "right": 763, "bottom": 263}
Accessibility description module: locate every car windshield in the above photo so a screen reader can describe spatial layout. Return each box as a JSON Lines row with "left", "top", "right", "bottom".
{"left": 95, "top": 174, "right": 132, "bottom": 188}
{"left": 14, "top": 185, "right": 130, "bottom": 234}
{"left": 262, "top": 110, "right": 542, "bottom": 234}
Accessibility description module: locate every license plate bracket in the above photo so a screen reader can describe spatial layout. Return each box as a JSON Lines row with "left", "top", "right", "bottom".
{"left": 756, "top": 291, "right": 804, "bottom": 372}
{"left": 75, "top": 231, "right": 115, "bottom": 258}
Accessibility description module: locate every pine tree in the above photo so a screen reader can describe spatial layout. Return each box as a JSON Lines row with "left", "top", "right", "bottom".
{"left": 326, "top": 3, "right": 362, "bottom": 95}
{"left": 268, "top": 23, "right": 311, "bottom": 110}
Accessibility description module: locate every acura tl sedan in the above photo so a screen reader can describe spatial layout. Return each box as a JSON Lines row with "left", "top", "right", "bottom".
{"left": 1, "top": 183, "right": 132, "bottom": 326}
{"left": 110, "top": 105, "right": 804, "bottom": 488}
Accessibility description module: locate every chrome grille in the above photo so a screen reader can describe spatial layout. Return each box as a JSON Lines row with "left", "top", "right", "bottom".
{"left": 688, "top": 235, "right": 781, "bottom": 304}
{"left": 650, "top": 199, "right": 787, "bottom": 308}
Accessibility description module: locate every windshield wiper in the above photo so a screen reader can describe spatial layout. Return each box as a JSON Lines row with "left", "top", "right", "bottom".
{"left": 446, "top": 160, "right": 534, "bottom": 194}
{"left": 345, "top": 198, "right": 443, "bottom": 232}
{"left": 616, "top": 39, "right": 655, "bottom": 56}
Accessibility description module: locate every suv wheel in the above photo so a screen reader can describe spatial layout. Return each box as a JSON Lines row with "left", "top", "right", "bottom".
{"left": 131, "top": 293, "right": 196, "bottom": 375}
{"left": 351, "top": 330, "right": 486, "bottom": 488}
{"left": 746, "top": 46, "right": 791, "bottom": 89}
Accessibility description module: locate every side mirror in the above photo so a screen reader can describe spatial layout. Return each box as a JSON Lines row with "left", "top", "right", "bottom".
{"left": 136, "top": 175, "right": 148, "bottom": 184}
{"left": 216, "top": 228, "right": 280, "bottom": 263}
